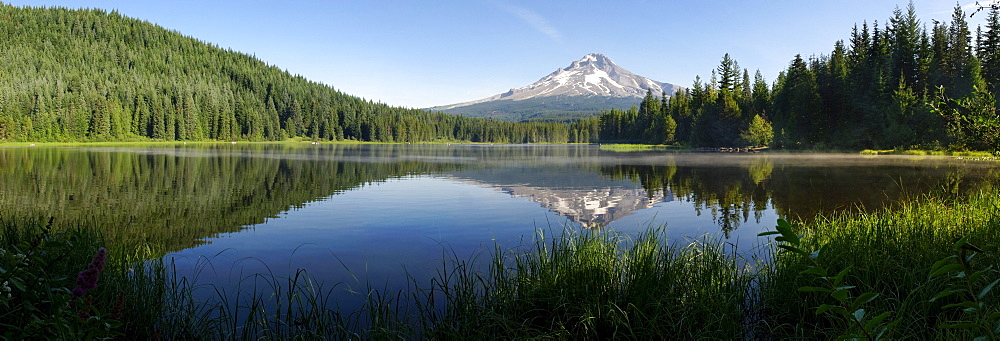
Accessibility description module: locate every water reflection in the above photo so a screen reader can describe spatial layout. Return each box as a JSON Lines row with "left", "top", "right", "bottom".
{"left": 0, "top": 144, "right": 466, "bottom": 253}
{"left": 447, "top": 167, "right": 671, "bottom": 229}
{"left": 0, "top": 144, "right": 996, "bottom": 256}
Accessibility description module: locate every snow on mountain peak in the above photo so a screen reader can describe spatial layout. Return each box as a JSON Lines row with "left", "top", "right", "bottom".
{"left": 431, "top": 53, "right": 683, "bottom": 111}
{"left": 501, "top": 53, "right": 679, "bottom": 100}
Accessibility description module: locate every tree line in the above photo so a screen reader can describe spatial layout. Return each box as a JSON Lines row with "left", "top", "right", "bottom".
{"left": 3, "top": 3, "right": 996, "bottom": 152}
{"left": 0, "top": 4, "right": 588, "bottom": 144}
{"left": 592, "top": 3, "right": 1000, "bottom": 153}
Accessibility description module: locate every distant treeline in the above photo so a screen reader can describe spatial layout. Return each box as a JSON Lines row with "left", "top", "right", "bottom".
{"left": 592, "top": 3, "right": 1000, "bottom": 152}
{"left": 0, "top": 4, "right": 591, "bottom": 144}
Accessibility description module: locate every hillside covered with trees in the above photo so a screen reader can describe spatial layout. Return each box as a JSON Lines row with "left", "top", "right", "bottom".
{"left": 593, "top": 3, "right": 1000, "bottom": 153}
{"left": 0, "top": 4, "right": 589, "bottom": 144}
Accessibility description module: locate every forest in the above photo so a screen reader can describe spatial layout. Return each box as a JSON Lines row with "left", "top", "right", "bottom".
{"left": 0, "top": 4, "right": 589, "bottom": 144}
{"left": 594, "top": 3, "right": 1000, "bottom": 153}
{"left": 0, "top": 3, "right": 996, "bottom": 153}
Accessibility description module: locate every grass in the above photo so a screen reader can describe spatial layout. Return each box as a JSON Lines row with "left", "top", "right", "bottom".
{"left": 598, "top": 143, "right": 684, "bottom": 152}
{"left": 759, "top": 189, "right": 1000, "bottom": 339}
{"left": 0, "top": 217, "right": 168, "bottom": 339}
{"left": 2, "top": 188, "right": 998, "bottom": 339}
{"left": 423, "top": 230, "right": 750, "bottom": 339}
{"left": 860, "top": 148, "right": 995, "bottom": 157}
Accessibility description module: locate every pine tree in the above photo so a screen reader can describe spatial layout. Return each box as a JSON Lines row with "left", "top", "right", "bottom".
{"left": 773, "top": 55, "right": 822, "bottom": 147}
{"left": 751, "top": 70, "right": 770, "bottom": 118}
{"left": 931, "top": 21, "right": 950, "bottom": 91}
{"left": 980, "top": 7, "right": 1000, "bottom": 95}
{"left": 947, "top": 4, "right": 977, "bottom": 97}
{"left": 889, "top": 2, "right": 923, "bottom": 90}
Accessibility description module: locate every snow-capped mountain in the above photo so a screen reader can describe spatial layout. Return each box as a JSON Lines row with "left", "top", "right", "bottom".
{"left": 429, "top": 53, "right": 682, "bottom": 121}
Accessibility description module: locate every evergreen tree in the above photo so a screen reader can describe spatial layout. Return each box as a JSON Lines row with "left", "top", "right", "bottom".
{"left": 947, "top": 4, "right": 978, "bottom": 97}
{"left": 0, "top": 4, "right": 576, "bottom": 144}
{"left": 772, "top": 55, "right": 821, "bottom": 147}
{"left": 980, "top": 6, "right": 1000, "bottom": 97}
{"left": 751, "top": 70, "right": 770, "bottom": 119}
{"left": 889, "top": 2, "right": 923, "bottom": 90}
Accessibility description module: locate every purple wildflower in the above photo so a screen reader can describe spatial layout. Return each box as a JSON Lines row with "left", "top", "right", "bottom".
{"left": 72, "top": 248, "right": 107, "bottom": 299}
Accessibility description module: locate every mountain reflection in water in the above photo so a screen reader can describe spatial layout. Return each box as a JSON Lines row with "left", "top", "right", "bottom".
{"left": 0, "top": 144, "right": 996, "bottom": 256}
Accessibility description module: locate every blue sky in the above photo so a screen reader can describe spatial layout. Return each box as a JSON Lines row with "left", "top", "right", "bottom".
{"left": 6, "top": 0, "right": 997, "bottom": 108}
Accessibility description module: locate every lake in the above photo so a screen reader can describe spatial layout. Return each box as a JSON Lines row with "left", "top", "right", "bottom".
{"left": 2, "top": 143, "right": 998, "bottom": 311}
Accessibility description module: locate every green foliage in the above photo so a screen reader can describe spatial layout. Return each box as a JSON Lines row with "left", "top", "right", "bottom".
{"left": 0, "top": 4, "right": 575, "bottom": 144}
{"left": 0, "top": 222, "right": 122, "bottom": 339}
{"left": 760, "top": 219, "right": 901, "bottom": 340}
{"left": 599, "top": 3, "right": 999, "bottom": 152}
{"left": 596, "top": 91, "right": 678, "bottom": 144}
{"left": 759, "top": 190, "right": 1000, "bottom": 339}
{"left": 740, "top": 114, "right": 773, "bottom": 147}
{"left": 412, "top": 228, "right": 750, "bottom": 339}
{"left": 928, "top": 237, "right": 1000, "bottom": 339}
{"left": 931, "top": 86, "right": 1000, "bottom": 155}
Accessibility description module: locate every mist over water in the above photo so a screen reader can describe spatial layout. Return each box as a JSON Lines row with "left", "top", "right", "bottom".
{"left": 2, "top": 143, "right": 997, "bottom": 312}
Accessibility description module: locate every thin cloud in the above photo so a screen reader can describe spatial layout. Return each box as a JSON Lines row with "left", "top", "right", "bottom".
{"left": 494, "top": 2, "right": 563, "bottom": 42}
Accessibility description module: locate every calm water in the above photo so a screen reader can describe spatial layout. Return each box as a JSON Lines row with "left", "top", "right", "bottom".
{"left": 3, "top": 144, "right": 998, "bottom": 310}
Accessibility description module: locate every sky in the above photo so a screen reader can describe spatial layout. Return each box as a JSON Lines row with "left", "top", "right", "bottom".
{"left": 5, "top": 0, "right": 999, "bottom": 108}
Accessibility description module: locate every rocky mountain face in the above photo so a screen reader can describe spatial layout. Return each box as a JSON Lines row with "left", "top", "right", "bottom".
{"left": 429, "top": 53, "right": 682, "bottom": 121}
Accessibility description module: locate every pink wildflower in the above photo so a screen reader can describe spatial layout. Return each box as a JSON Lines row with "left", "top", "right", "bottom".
{"left": 72, "top": 248, "right": 107, "bottom": 299}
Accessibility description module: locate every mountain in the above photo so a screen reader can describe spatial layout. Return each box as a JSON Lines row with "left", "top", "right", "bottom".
{"left": 429, "top": 53, "right": 683, "bottom": 122}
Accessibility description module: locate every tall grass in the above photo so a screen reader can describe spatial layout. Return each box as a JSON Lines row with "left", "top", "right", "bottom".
{"left": 758, "top": 189, "right": 1000, "bottom": 339}
{"left": 2, "top": 188, "right": 998, "bottom": 338}
{"left": 420, "top": 229, "right": 751, "bottom": 339}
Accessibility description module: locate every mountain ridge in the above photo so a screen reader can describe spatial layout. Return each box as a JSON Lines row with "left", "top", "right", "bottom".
{"left": 429, "top": 53, "right": 682, "bottom": 121}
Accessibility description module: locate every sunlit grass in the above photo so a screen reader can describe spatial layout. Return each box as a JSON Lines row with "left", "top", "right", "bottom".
{"left": 860, "top": 149, "right": 994, "bottom": 157}
{"left": 598, "top": 143, "right": 683, "bottom": 152}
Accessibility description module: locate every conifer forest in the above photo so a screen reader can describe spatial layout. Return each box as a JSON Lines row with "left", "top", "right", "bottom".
{"left": 0, "top": 3, "right": 997, "bottom": 153}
